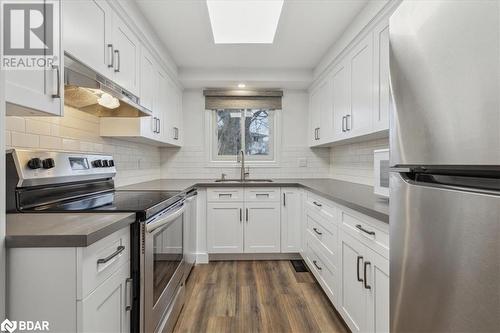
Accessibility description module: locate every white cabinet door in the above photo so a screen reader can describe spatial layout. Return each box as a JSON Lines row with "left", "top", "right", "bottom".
{"left": 331, "top": 60, "right": 350, "bottom": 139}
{"left": 79, "top": 263, "right": 131, "bottom": 333}
{"left": 6, "top": 0, "right": 62, "bottom": 117}
{"left": 207, "top": 202, "right": 244, "bottom": 253}
{"left": 244, "top": 202, "right": 281, "bottom": 253}
{"left": 140, "top": 47, "right": 155, "bottom": 113}
{"left": 373, "top": 20, "right": 390, "bottom": 132}
{"left": 112, "top": 14, "right": 140, "bottom": 96}
{"left": 63, "top": 0, "right": 113, "bottom": 77}
{"left": 366, "top": 247, "right": 390, "bottom": 333}
{"left": 348, "top": 34, "right": 374, "bottom": 137}
{"left": 339, "top": 230, "right": 367, "bottom": 333}
{"left": 281, "top": 188, "right": 302, "bottom": 253}
{"left": 309, "top": 87, "right": 321, "bottom": 146}
{"left": 318, "top": 77, "right": 333, "bottom": 143}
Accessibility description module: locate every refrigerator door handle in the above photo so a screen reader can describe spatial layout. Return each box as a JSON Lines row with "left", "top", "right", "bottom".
{"left": 390, "top": 167, "right": 412, "bottom": 173}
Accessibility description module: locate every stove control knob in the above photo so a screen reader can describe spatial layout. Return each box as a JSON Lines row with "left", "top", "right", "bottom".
{"left": 27, "top": 158, "right": 43, "bottom": 170}
{"left": 92, "top": 160, "right": 103, "bottom": 168}
{"left": 42, "top": 158, "right": 55, "bottom": 169}
{"left": 108, "top": 160, "right": 115, "bottom": 167}
{"left": 102, "top": 160, "right": 109, "bottom": 167}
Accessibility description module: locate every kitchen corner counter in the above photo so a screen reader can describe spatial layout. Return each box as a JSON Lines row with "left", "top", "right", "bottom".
{"left": 119, "top": 178, "right": 389, "bottom": 223}
{"left": 6, "top": 213, "right": 136, "bottom": 248}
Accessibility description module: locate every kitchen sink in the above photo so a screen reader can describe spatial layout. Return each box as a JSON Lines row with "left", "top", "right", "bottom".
{"left": 214, "top": 179, "right": 274, "bottom": 183}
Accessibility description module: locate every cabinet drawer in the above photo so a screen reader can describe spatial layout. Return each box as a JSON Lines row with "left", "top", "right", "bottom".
{"left": 341, "top": 210, "right": 389, "bottom": 259}
{"left": 306, "top": 192, "right": 337, "bottom": 223}
{"left": 305, "top": 239, "right": 337, "bottom": 302}
{"left": 80, "top": 226, "right": 130, "bottom": 299}
{"left": 306, "top": 212, "right": 337, "bottom": 267}
{"left": 207, "top": 188, "right": 244, "bottom": 202}
{"left": 244, "top": 187, "right": 280, "bottom": 202}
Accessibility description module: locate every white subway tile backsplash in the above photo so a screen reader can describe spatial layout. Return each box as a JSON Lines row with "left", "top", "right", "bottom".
{"left": 7, "top": 106, "right": 160, "bottom": 187}
{"left": 11, "top": 132, "right": 39, "bottom": 148}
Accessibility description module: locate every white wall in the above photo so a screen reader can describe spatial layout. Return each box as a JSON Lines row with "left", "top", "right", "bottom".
{"left": 6, "top": 106, "right": 161, "bottom": 187}
{"left": 160, "top": 89, "right": 331, "bottom": 179}
{"left": 1, "top": 49, "right": 6, "bottom": 321}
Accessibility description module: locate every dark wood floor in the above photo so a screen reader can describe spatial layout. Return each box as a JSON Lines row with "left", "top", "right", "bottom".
{"left": 173, "top": 260, "right": 349, "bottom": 333}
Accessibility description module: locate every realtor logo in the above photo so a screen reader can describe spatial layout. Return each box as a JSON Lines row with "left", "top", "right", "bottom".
{"left": 1, "top": 1, "right": 58, "bottom": 69}
{"left": 0, "top": 319, "right": 17, "bottom": 333}
{"left": 3, "top": 2, "right": 53, "bottom": 55}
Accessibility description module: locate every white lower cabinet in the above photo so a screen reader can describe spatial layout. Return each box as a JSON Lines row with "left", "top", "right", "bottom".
{"left": 206, "top": 187, "right": 282, "bottom": 254}
{"left": 301, "top": 191, "right": 389, "bottom": 333}
{"left": 339, "top": 229, "right": 390, "bottom": 333}
{"left": 7, "top": 226, "right": 132, "bottom": 333}
{"left": 78, "top": 264, "right": 131, "bottom": 333}
{"left": 245, "top": 202, "right": 281, "bottom": 253}
{"left": 281, "top": 188, "right": 302, "bottom": 253}
{"left": 207, "top": 202, "right": 244, "bottom": 253}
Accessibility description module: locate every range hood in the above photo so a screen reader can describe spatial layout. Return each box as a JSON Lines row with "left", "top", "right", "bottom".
{"left": 64, "top": 54, "right": 152, "bottom": 117}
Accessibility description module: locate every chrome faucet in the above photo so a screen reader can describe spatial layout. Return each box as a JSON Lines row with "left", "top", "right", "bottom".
{"left": 238, "top": 150, "right": 249, "bottom": 181}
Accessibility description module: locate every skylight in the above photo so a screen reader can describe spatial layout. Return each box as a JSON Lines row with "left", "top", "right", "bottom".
{"left": 206, "top": 0, "right": 284, "bottom": 44}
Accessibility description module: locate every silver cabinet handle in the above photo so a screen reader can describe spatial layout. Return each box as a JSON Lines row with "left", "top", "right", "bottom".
{"left": 346, "top": 114, "right": 351, "bottom": 131}
{"left": 173, "top": 127, "right": 179, "bottom": 140}
{"left": 316, "top": 127, "right": 320, "bottom": 140}
{"left": 313, "top": 260, "right": 322, "bottom": 271}
{"left": 157, "top": 118, "right": 161, "bottom": 134}
{"left": 125, "top": 278, "right": 133, "bottom": 311}
{"left": 51, "top": 64, "right": 60, "bottom": 98}
{"left": 114, "top": 50, "right": 120, "bottom": 72}
{"left": 283, "top": 193, "right": 286, "bottom": 207}
{"left": 97, "top": 245, "right": 125, "bottom": 264}
{"left": 364, "top": 261, "right": 371, "bottom": 289}
{"left": 342, "top": 116, "right": 346, "bottom": 132}
{"left": 313, "top": 227, "right": 322, "bottom": 236}
{"left": 356, "top": 224, "right": 375, "bottom": 236}
{"left": 107, "top": 44, "right": 114, "bottom": 68}
{"left": 246, "top": 208, "right": 249, "bottom": 222}
{"left": 239, "top": 208, "right": 242, "bottom": 222}
{"left": 312, "top": 201, "right": 322, "bottom": 207}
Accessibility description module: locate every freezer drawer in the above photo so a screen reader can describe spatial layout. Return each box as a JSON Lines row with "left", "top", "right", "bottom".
{"left": 390, "top": 172, "right": 500, "bottom": 332}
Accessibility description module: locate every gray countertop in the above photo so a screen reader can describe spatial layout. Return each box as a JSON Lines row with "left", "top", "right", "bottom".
{"left": 6, "top": 213, "right": 136, "bottom": 248}
{"left": 119, "top": 178, "right": 389, "bottom": 223}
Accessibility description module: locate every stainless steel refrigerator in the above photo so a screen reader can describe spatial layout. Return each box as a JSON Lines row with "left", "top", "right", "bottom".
{"left": 389, "top": 1, "right": 500, "bottom": 332}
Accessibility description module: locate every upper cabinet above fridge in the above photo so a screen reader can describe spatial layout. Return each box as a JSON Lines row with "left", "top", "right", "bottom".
{"left": 5, "top": 0, "right": 64, "bottom": 117}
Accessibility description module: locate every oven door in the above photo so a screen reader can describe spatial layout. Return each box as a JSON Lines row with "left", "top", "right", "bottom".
{"left": 143, "top": 201, "right": 185, "bottom": 333}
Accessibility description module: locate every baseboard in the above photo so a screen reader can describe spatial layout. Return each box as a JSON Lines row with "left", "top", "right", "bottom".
{"left": 195, "top": 252, "right": 209, "bottom": 264}
{"left": 208, "top": 253, "right": 302, "bottom": 261}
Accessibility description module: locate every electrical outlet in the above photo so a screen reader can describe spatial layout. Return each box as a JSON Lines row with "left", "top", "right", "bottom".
{"left": 298, "top": 158, "right": 307, "bottom": 167}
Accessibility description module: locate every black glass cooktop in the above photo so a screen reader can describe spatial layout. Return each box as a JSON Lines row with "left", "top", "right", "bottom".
{"left": 29, "top": 190, "right": 183, "bottom": 221}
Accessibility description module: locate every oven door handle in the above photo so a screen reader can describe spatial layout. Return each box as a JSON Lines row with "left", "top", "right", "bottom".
{"left": 146, "top": 204, "right": 186, "bottom": 233}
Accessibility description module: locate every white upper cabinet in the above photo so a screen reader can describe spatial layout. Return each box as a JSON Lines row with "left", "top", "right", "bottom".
{"left": 373, "top": 19, "right": 391, "bottom": 132}
{"left": 139, "top": 47, "right": 155, "bottom": 113}
{"left": 112, "top": 14, "right": 141, "bottom": 96}
{"left": 63, "top": 0, "right": 113, "bottom": 77}
{"left": 348, "top": 34, "right": 374, "bottom": 137}
{"left": 6, "top": 0, "right": 63, "bottom": 116}
{"left": 331, "top": 60, "right": 350, "bottom": 139}
{"left": 309, "top": 14, "right": 390, "bottom": 147}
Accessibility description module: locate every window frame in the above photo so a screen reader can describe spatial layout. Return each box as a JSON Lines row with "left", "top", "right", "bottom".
{"left": 207, "top": 108, "right": 280, "bottom": 166}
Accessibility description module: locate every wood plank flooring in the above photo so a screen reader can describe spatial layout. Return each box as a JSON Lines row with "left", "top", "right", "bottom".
{"left": 173, "top": 260, "right": 349, "bottom": 333}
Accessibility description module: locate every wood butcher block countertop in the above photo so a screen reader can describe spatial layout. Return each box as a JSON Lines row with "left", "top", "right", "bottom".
{"left": 6, "top": 213, "right": 136, "bottom": 248}
{"left": 119, "top": 178, "right": 389, "bottom": 223}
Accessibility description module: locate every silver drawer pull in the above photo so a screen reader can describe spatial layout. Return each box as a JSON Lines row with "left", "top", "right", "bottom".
{"left": 218, "top": 193, "right": 232, "bottom": 198}
{"left": 313, "top": 227, "right": 323, "bottom": 236}
{"left": 97, "top": 245, "right": 125, "bottom": 264}
{"left": 356, "top": 224, "right": 376, "bottom": 236}
{"left": 313, "top": 201, "right": 322, "bottom": 207}
{"left": 313, "top": 260, "right": 322, "bottom": 271}
{"left": 256, "top": 193, "right": 270, "bottom": 198}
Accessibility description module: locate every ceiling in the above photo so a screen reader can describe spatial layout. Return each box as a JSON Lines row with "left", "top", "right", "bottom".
{"left": 135, "top": 0, "right": 368, "bottom": 88}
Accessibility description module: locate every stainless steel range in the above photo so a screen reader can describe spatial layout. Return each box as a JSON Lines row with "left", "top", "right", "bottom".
{"left": 6, "top": 149, "right": 194, "bottom": 333}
